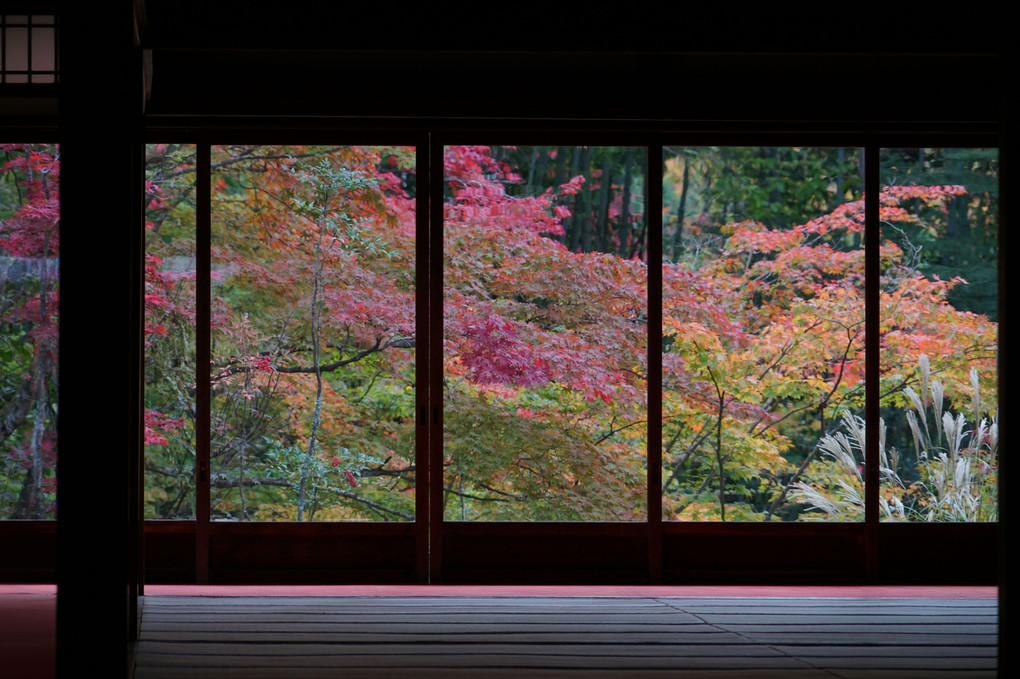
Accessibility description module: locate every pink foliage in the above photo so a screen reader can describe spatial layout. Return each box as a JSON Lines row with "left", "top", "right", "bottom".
{"left": 457, "top": 310, "right": 551, "bottom": 388}
{"left": 144, "top": 410, "right": 187, "bottom": 446}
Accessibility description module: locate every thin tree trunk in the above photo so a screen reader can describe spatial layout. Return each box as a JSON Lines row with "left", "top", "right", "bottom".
{"left": 716, "top": 390, "right": 726, "bottom": 522}
{"left": 526, "top": 147, "right": 542, "bottom": 195}
{"left": 297, "top": 227, "right": 327, "bottom": 521}
{"left": 835, "top": 147, "right": 845, "bottom": 205}
{"left": 579, "top": 147, "right": 593, "bottom": 252}
{"left": 706, "top": 366, "right": 727, "bottom": 522}
{"left": 568, "top": 147, "right": 583, "bottom": 252}
{"left": 596, "top": 150, "right": 612, "bottom": 253}
{"left": 671, "top": 157, "right": 690, "bottom": 263}
{"left": 23, "top": 231, "right": 54, "bottom": 518}
{"left": 619, "top": 147, "right": 633, "bottom": 257}
{"left": 553, "top": 146, "right": 569, "bottom": 245}
{"left": 0, "top": 374, "right": 35, "bottom": 449}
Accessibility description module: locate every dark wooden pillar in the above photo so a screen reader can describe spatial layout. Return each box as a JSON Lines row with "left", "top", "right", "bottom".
{"left": 57, "top": 3, "right": 142, "bottom": 677}
{"left": 997, "top": 46, "right": 1012, "bottom": 679}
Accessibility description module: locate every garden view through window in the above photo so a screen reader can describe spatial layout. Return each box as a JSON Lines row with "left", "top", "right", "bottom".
{"left": 144, "top": 145, "right": 418, "bottom": 521}
{"left": 134, "top": 144, "right": 998, "bottom": 525}
{"left": 443, "top": 145, "right": 649, "bottom": 521}
{"left": 875, "top": 149, "right": 998, "bottom": 522}
{"left": 1, "top": 143, "right": 58, "bottom": 519}
{"left": 144, "top": 144, "right": 196, "bottom": 518}
{"left": 661, "top": 147, "right": 866, "bottom": 521}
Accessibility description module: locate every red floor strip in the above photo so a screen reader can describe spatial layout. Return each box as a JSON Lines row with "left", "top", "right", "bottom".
{"left": 1, "top": 583, "right": 996, "bottom": 597}
{"left": 141, "top": 584, "right": 998, "bottom": 597}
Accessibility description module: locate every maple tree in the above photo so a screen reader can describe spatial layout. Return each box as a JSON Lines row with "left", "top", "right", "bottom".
{"left": 0, "top": 143, "right": 59, "bottom": 519}
{"left": 137, "top": 144, "right": 998, "bottom": 523}
{"left": 442, "top": 145, "right": 648, "bottom": 519}
{"left": 144, "top": 145, "right": 420, "bottom": 520}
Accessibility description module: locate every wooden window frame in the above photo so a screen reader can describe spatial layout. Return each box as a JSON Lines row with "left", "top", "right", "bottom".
{"left": 0, "top": 121, "right": 998, "bottom": 587}
{"left": 133, "top": 124, "right": 999, "bottom": 586}
{"left": 0, "top": 13, "right": 59, "bottom": 86}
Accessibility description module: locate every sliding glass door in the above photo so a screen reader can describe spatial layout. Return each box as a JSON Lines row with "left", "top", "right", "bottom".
{"left": 143, "top": 141, "right": 426, "bottom": 582}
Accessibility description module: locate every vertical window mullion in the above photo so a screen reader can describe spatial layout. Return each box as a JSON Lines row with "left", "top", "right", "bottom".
{"left": 195, "top": 142, "right": 211, "bottom": 583}
{"left": 428, "top": 135, "right": 445, "bottom": 583}
{"left": 131, "top": 142, "right": 145, "bottom": 600}
{"left": 415, "top": 132, "right": 431, "bottom": 582}
{"left": 25, "top": 15, "right": 31, "bottom": 79}
{"left": 53, "top": 15, "right": 59, "bottom": 84}
{"left": 864, "top": 143, "right": 880, "bottom": 577}
{"left": 647, "top": 141, "right": 663, "bottom": 583}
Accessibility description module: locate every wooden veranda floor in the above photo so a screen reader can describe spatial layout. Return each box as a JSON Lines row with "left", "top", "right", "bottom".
{"left": 133, "top": 593, "right": 998, "bottom": 678}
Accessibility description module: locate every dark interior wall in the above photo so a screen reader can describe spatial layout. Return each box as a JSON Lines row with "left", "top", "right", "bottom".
{"left": 138, "top": 1, "right": 1003, "bottom": 125}
{"left": 140, "top": 1, "right": 998, "bottom": 53}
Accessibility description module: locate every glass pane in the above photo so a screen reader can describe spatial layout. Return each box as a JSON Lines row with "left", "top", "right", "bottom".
{"left": 661, "top": 147, "right": 866, "bottom": 521}
{"left": 443, "top": 145, "right": 648, "bottom": 521}
{"left": 0, "top": 143, "right": 59, "bottom": 519}
{"left": 878, "top": 148, "right": 998, "bottom": 522}
{"left": 210, "top": 145, "right": 417, "bottom": 521}
{"left": 31, "top": 27, "right": 55, "bottom": 72}
{"left": 3, "top": 27, "right": 26, "bottom": 71}
{"left": 144, "top": 144, "right": 198, "bottom": 518}
{"left": 3, "top": 25, "right": 28, "bottom": 82}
